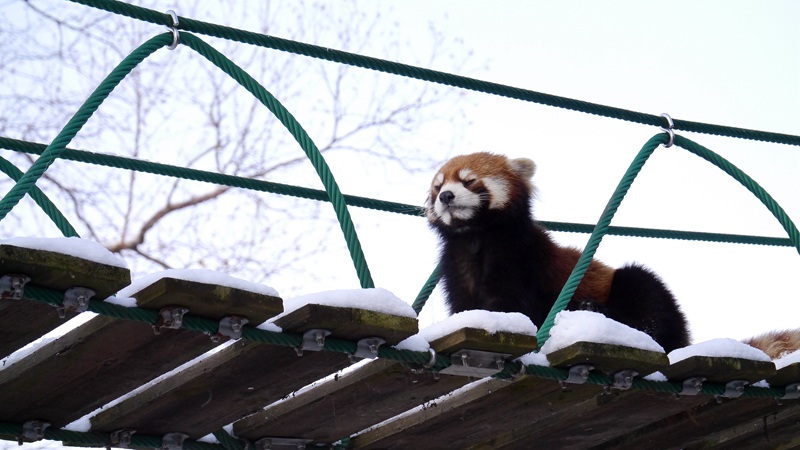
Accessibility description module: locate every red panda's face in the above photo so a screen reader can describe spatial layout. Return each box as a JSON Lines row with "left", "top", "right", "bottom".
{"left": 426, "top": 152, "right": 536, "bottom": 229}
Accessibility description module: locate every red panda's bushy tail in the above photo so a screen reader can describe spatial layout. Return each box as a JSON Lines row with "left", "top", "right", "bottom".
{"left": 743, "top": 329, "right": 800, "bottom": 359}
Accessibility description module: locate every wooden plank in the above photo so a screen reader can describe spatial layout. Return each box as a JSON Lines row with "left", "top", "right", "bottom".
{"left": 349, "top": 375, "right": 603, "bottom": 449}
{"left": 546, "top": 341, "right": 668, "bottom": 376}
{"left": 0, "top": 244, "right": 131, "bottom": 359}
{"left": 485, "top": 388, "right": 708, "bottom": 449}
{"left": 90, "top": 304, "right": 417, "bottom": 442}
{"left": 596, "top": 395, "right": 795, "bottom": 449}
{"left": 131, "top": 277, "right": 281, "bottom": 325}
{"left": 231, "top": 326, "right": 532, "bottom": 443}
{"left": 661, "top": 355, "right": 777, "bottom": 384}
{"left": 0, "top": 276, "right": 278, "bottom": 428}
{"left": 768, "top": 362, "right": 800, "bottom": 387}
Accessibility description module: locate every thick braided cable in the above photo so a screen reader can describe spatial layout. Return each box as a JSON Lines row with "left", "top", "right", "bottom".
{"left": 537, "top": 133, "right": 800, "bottom": 345}
{"left": 0, "top": 156, "right": 79, "bottom": 237}
{"left": 0, "top": 34, "right": 171, "bottom": 221}
{"left": 65, "top": 0, "right": 800, "bottom": 147}
{"left": 536, "top": 134, "right": 664, "bottom": 343}
{"left": 177, "top": 32, "right": 374, "bottom": 289}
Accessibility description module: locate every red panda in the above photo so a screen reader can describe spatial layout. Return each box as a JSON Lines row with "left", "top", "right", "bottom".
{"left": 744, "top": 329, "right": 800, "bottom": 359}
{"left": 426, "top": 152, "right": 691, "bottom": 352}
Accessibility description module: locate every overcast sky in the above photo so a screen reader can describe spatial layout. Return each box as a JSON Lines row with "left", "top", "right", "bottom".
{"left": 2, "top": 1, "right": 800, "bottom": 449}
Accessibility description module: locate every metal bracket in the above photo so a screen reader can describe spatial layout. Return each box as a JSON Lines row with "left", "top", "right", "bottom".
{"left": 254, "top": 437, "right": 313, "bottom": 450}
{"left": 679, "top": 377, "right": 705, "bottom": 396}
{"left": 108, "top": 428, "right": 136, "bottom": 449}
{"left": 18, "top": 420, "right": 50, "bottom": 444}
{"left": 612, "top": 369, "right": 639, "bottom": 391}
{"left": 161, "top": 432, "right": 189, "bottom": 450}
{"left": 782, "top": 382, "right": 800, "bottom": 400}
{"left": 153, "top": 306, "right": 190, "bottom": 335}
{"left": 439, "top": 349, "right": 511, "bottom": 377}
{"left": 720, "top": 379, "right": 749, "bottom": 399}
{"left": 562, "top": 364, "right": 594, "bottom": 386}
{"left": 297, "top": 329, "right": 332, "bottom": 355}
{"left": 0, "top": 274, "right": 30, "bottom": 300}
{"left": 57, "top": 286, "right": 96, "bottom": 318}
{"left": 212, "top": 315, "right": 249, "bottom": 342}
{"left": 354, "top": 337, "right": 386, "bottom": 360}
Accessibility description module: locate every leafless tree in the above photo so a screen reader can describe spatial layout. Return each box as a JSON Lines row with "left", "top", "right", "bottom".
{"left": 0, "top": 0, "right": 476, "bottom": 292}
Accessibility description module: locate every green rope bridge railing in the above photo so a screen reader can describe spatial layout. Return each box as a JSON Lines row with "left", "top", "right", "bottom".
{"left": 65, "top": 0, "right": 800, "bottom": 147}
{"left": 1, "top": 1, "right": 800, "bottom": 448}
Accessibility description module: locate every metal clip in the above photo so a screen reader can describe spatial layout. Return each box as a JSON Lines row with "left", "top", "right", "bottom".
{"left": 108, "top": 429, "right": 136, "bottom": 449}
{"left": 660, "top": 113, "right": 675, "bottom": 148}
{"left": 678, "top": 377, "right": 705, "bottom": 396}
{"left": 254, "top": 437, "right": 313, "bottom": 450}
{"left": 165, "top": 10, "right": 180, "bottom": 50}
{"left": 0, "top": 274, "right": 30, "bottom": 300}
{"left": 161, "top": 432, "right": 189, "bottom": 450}
{"left": 18, "top": 420, "right": 50, "bottom": 444}
{"left": 297, "top": 329, "right": 331, "bottom": 355}
{"left": 720, "top": 379, "right": 749, "bottom": 399}
{"left": 612, "top": 370, "right": 638, "bottom": 391}
{"left": 782, "top": 382, "right": 800, "bottom": 400}
{"left": 354, "top": 337, "right": 386, "bottom": 360}
{"left": 562, "top": 364, "right": 594, "bottom": 386}
{"left": 57, "top": 286, "right": 96, "bottom": 318}
{"left": 153, "top": 306, "right": 189, "bottom": 335}
{"left": 439, "top": 349, "right": 511, "bottom": 377}
{"left": 212, "top": 315, "right": 249, "bottom": 342}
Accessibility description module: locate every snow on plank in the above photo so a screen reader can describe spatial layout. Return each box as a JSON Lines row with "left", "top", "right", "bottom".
{"left": 541, "top": 311, "right": 669, "bottom": 378}
{"left": 89, "top": 289, "right": 418, "bottom": 442}
{"left": 662, "top": 338, "right": 777, "bottom": 384}
{"left": 232, "top": 310, "right": 535, "bottom": 444}
{"left": 0, "top": 269, "right": 280, "bottom": 430}
{"left": 0, "top": 238, "right": 130, "bottom": 359}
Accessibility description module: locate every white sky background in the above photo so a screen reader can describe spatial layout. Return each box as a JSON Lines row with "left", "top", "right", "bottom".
{"left": 1, "top": 2, "right": 799, "bottom": 449}
{"left": 354, "top": 0, "right": 800, "bottom": 344}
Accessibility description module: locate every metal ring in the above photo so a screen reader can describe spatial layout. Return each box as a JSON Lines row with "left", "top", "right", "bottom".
{"left": 660, "top": 113, "right": 675, "bottom": 148}
{"left": 422, "top": 347, "right": 437, "bottom": 369}
{"left": 166, "top": 10, "right": 180, "bottom": 50}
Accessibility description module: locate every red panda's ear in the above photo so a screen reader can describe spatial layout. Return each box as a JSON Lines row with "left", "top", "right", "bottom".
{"left": 509, "top": 158, "right": 536, "bottom": 180}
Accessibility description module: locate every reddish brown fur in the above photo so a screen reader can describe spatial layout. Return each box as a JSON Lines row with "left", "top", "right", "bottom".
{"left": 744, "top": 329, "right": 800, "bottom": 359}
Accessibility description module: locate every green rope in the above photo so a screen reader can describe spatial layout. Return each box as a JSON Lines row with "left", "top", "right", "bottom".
{"left": 411, "top": 262, "right": 441, "bottom": 314}
{"left": 2, "top": 136, "right": 794, "bottom": 249}
{"left": 65, "top": 0, "right": 800, "bottom": 147}
{"left": 0, "top": 156, "right": 79, "bottom": 237}
{"left": 537, "top": 133, "right": 800, "bottom": 345}
{"left": 176, "top": 32, "right": 373, "bottom": 288}
{"left": 0, "top": 33, "right": 172, "bottom": 222}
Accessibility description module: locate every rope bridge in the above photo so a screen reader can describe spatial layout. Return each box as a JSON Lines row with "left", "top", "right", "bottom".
{"left": 1, "top": 1, "right": 800, "bottom": 448}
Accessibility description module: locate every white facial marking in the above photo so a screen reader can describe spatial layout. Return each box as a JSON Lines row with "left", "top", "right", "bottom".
{"left": 432, "top": 178, "right": 482, "bottom": 224}
{"left": 483, "top": 176, "right": 510, "bottom": 209}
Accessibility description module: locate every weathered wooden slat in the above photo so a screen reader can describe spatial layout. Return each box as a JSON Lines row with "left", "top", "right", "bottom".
{"left": 546, "top": 341, "right": 669, "bottom": 376}
{"left": 90, "top": 303, "right": 418, "bottom": 442}
{"left": 598, "top": 395, "right": 799, "bottom": 449}
{"left": 0, "top": 276, "right": 279, "bottom": 429}
{"left": 0, "top": 244, "right": 131, "bottom": 359}
{"left": 349, "top": 375, "right": 603, "bottom": 449}
{"left": 486, "top": 388, "right": 709, "bottom": 449}
{"left": 231, "top": 326, "right": 534, "bottom": 444}
{"left": 768, "top": 362, "right": 800, "bottom": 388}
{"left": 661, "top": 355, "right": 777, "bottom": 384}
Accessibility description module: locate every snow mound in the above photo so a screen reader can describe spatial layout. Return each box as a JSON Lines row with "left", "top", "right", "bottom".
{"left": 668, "top": 338, "right": 771, "bottom": 364}
{"left": 395, "top": 310, "right": 537, "bottom": 353}
{"left": 540, "top": 310, "right": 665, "bottom": 355}
{"left": 277, "top": 288, "right": 416, "bottom": 320}
{"left": 774, "top": 349, "right": 800, "bottom": 370}
{"left": 115, "top": 269, "right": 279, "bottom": 304}
{"left": 1, "top": 236, "right": 127, "bottom": 268}
{"left": 421, "top": 310, "right": 537, "bottom": 343}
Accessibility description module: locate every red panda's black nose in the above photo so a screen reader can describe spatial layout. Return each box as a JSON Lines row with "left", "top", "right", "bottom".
{"left": 439, "top": 190, "right": 455, "bottom": 205}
